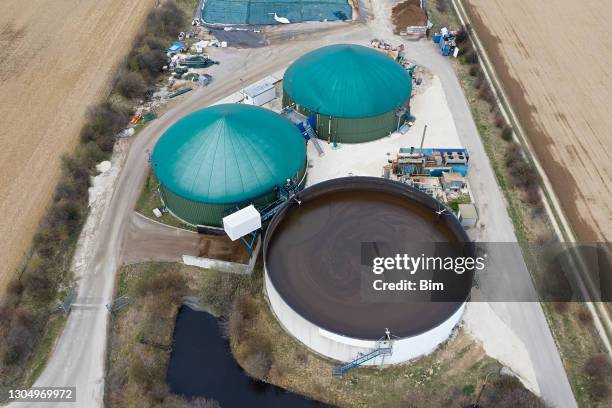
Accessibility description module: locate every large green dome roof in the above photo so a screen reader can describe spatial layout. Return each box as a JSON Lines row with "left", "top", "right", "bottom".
{"left": 283, "top": 44, "right": 412, "bottom": 118}
{"left": 152, "top": 104, "right": 306, "bottom": 205}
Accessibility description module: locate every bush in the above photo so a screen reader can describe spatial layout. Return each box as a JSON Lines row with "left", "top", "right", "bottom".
{"left": 243, "top": 350, "right": 273, "bottom": 380}
{"left": 136, "top": 49, "right": 168, "bottom": 78}
{"left": 479, "top": 376, "right": 545, "bottom": 407}
{"left": 585, "top": 354, "right": 611, "bottom": 380}
{"left": 80, "top": 103, "right": 129, "bottom": 152}
{"left": 494, "top": 114, "right": 505, "bottom": 129}
{"left": 242, "top": 333, "right": 274, "bottom": 380}
{"left": 225, "top": 295, "right": 256, "bottom": 340}
{"left": 478, "top": 84, "right": 494, "bottom": 102}
{"left": 2, "top": 307, "right": 41, "bottom": 366}
{"left": 577, "top": 306, "right": 593, "bottom": 325}
{"left": 61, "top": 154, "right": 91, "bottom": 196}
{"left": 135, "top": 269, "right": 187, "bottom": 301}
{"left": 22, "top": 269, "right": 57, "bottom": 303}
{"left": 455, "top": 28, "right": 468, "bottom": 44}
{"left": 145, "top": 36, "right": 167, "bottom": 51}
{"left": 116, "top": 71, "right": 147, "bottom": 99}
{"left": 590, "top": 380, "right": 611, "bottom": 400}
{"left": 525, "top": 185, "right": 541, "bottom": 206}
{"left": 435, "top": 0, "right": 448, "bottom": 13}
{"left": 469, "top": 65, "right": 480, "bottom": 77}
{"left": 552, "top": 301, "right": 569, "bottom": 313}
{"left": 145, "top": 2, "right": 185, "bottom": 38}
{"left": 463, "top": 49, "right": 478, "bottom": 64}
{"left": 501, "top": 124, "right": 513, "bottom": 141}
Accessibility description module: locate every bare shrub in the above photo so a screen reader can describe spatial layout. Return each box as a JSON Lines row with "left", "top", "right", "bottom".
{"left": 61, "top": 154, "right": 91, "bottom": 194}
{"left": 501, "top": 124, "right": 513, "bottom": 141}
{"left": 474, "top": 69, "right": 486, "bottom": 89}
{"left": 577, "top": 306, "right": 593, "bottom": 325}
{"left": 225, "top": 295, "right": 256, "bottom": 340}
{"left": 243, "top": 350, "right": 273, "bottom": 380}
{"left": 145, "top": 2, "right": 185, "bottom": 38}
{"left": 187, "top": 398, "right": 221, "bottom": 408}
{"left": 63, "top": 155, "right": 92, "bottom": 193}
{"left": 590, "top": 380, "right": 611, "bottom": 401}
{"left": 494, "top": 114, "right": 505, "bottom": 129}
{"left": 3, "top": 307, "right": 40, "bottom": 366}
{"left": 585, "top": 354, "right": 612, "bottom": 380}
{"left": 525, "top": 185, "right": 541, "bottom": 206}
{"left": 116, "top": 71, "right": 147, "bottom": 99}
{"left": 455, "top": 28, "right": 468, "bottom": 44}
{"left": 552, "top": 301, "right": 569, "bottom": 313}
{"left": 469, "top": 65, "right": 480, "bottom": 77}
{"left": 136, "top": 49, "right": 168, "bottom": 78}
{"left": 22, "top": 269, "right": 56, "bottom": 303}
{"left": 6, "top": 279, "right": 24, "bottom": 297}
{"left": 135, "top": 269, "right": 187, "bottom": 301}
{"left": 463, "top": 49, "right": 478, "bottom": 64}
{"left": 479, "top": 376, "right": 545, "bottom": 407}
{"left": 242, "top": 334, "right": 274, "bottom": 380}
{"left": 80, "top": 103, "right": 129, "bottom": 152}
{"left": 478, "top": 83, "right": 495, "bottom": 104}
{"left": 435, "top": 0, "right": 448, "bottom": 13}
{"left": 296, "top": 349, "right": 309, "bottom": 363}
{"left": 145, "top": 36, "right": 167, "bottom": 51}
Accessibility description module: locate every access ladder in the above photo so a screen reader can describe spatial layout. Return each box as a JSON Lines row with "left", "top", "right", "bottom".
{"left": 332, "top": 345, "right": 393, "bottom": 376}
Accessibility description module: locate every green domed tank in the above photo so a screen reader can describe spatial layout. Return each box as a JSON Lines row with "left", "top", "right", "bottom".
{"left": 152, "top": 104, "right": 307, "bottom": 227}
{"left": 283, "top": 44, "right": 412, "bottom": 143}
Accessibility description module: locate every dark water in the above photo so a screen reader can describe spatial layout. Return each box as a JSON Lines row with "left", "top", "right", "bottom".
{"left": 166, "top": 305, "right": 329, "bottom": 407}
{"left": 266, "top": 189, "right": 465, "bottom": 339}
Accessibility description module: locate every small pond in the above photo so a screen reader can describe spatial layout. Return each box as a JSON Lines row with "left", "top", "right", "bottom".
{"left": 167, "top": 305, "right": 330, "bottom": 407}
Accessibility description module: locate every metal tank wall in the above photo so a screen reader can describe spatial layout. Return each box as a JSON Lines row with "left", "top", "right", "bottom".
{"left": 159, "top": 162, "right": 308, "bottom": 227}
{"left": 264, "top": 271, "right": 465, "bottom": 365}
{"left": 283, "top": 93, "right": 406, "bottom": 144}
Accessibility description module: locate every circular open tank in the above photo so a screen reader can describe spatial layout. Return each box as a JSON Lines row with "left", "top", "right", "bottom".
{"left": 264, "top": 177, "right": 474, "bottom": 344}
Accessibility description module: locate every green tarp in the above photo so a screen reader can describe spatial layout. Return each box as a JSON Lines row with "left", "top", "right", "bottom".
{"left": 202, "top": 0, "right": 352, "bottom": 25}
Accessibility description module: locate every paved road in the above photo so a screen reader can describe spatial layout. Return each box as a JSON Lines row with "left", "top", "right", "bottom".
{"left": 11, "top": 5, "right": 575, "bottom": 408}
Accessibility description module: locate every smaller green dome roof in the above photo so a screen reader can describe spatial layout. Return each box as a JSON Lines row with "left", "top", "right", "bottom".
{"left": 152, "top": 104, "right": 306, "bottom": 204}
{"left": 283, "top": 44, "right": 412, "bottom": 118}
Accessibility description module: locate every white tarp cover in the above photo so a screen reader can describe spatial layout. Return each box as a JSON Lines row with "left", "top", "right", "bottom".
{"left": 223, "top": 205, "right": 261, "bottom": 241}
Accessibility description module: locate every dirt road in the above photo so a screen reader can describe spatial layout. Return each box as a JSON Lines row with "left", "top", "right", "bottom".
{"left": 465, "top": 0, "right": 612, "bottom": 243}
{"left": 0, "top": 0, "right": 155, "bottom": 293}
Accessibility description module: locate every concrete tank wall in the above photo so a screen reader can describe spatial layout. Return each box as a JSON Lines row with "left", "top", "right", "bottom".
{"left": 264, "top": 271, "right": 465, "bottom": 365}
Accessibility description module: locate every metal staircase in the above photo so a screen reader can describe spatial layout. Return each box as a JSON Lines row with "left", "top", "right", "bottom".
{"left": 332, "top": 345, "right": 393, "bottom": 376}
{"left": 281, "top": 107, "right": 325, "bottom": 156}
{"left": 303, "top": 122, "right": 325, "bottom": 156}
{"left": 332, "top": 329, "right": 395, "bottom": 376}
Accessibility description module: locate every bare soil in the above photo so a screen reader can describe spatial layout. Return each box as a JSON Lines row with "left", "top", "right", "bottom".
{"left": 465, "top": 0, "right": 612, "bottom": 243}
{"left": 0, "top": 0, "right": 156, "bottom": 295}
{"left": 391, "top": 0, "right": 428, "bottom": 33}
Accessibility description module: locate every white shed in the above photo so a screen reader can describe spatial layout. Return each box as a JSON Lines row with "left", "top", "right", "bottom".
{"left": 243, "top": 81, "right": 276, "bottom": 106}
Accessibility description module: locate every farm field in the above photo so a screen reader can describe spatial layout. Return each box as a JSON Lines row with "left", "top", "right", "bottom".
{"left": 0, "top": 0, "right": 155, "bottom": 295}
{"left": 465, "top": 0, "right": 612, "bottom": 242}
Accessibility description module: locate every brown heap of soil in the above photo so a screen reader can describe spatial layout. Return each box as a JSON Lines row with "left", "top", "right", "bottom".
{"left": 392, "top": 0, "right": 428, "bottom": 33}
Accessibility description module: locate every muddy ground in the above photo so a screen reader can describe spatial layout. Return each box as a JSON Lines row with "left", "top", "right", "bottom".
{"left": 0, "top": 0, "right": 156, "bottom": 295}
{"left": 465, "top": 0, "right": 612, "bottom": 243}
